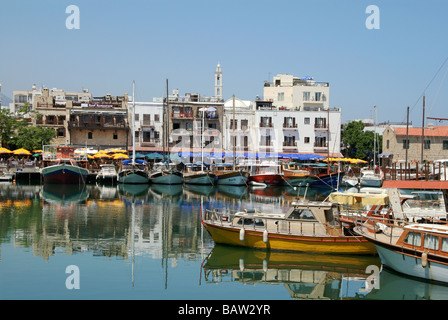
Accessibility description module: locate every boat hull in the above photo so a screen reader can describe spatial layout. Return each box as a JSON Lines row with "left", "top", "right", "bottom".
{"left": 183, "top": 172, "right": 215, "bottom": 185}
{"left": 311, "top": 174, "right": 344, "bottom": 188}
{"left": 42, "top": 164, "right": 89, "bottom": 184}
{"left": 372, "top": 241, "right": 448, "bottom": 283}
{"left": 249, "top": 174, "right": 283, "bottom": 186}
{"left": 150, "top": 172, "right": 184, "bottom": 185}
{"left": 118, "top": 169, "right": 149, "bottom": 184}
{"left": 204, "top": 223, "right": 376, "bottom": 255}
{"left": 216, "top": 170, "right": 249, "bottom": 186}
{"left": 360, "top": 179, "right": 383, "bottom": 188}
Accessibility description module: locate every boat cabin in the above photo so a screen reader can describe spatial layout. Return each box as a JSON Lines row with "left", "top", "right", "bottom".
{"left": 397, "top": 224, "right": 448, "bottom": 256}
{"left": 214, "top": 201, "right": 342, "bottom": 237}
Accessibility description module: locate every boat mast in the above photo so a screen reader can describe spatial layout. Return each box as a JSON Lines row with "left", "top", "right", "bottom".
{"left": 233, "top": 94, "right": 236, "bottom": 170}
{"left": 132, "top": 81, "right": 136, "bottom": 166}
{"left": 421, "top": 95, "right": 425, "bottom": 164}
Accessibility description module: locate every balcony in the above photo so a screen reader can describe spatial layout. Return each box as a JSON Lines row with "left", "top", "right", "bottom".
{"left": 283, "top": 123, "right": 298, "bottom": 130}
{"left": 314, "top": 123, "right": 328, "bottom": 130}
{"left": 313, "top": 142, "right": 328, "bottom": 152}
{"left": 68, "top": 120, "right": 128, "bottom": 130}
{"left": 283, "top": 141, "right": 297, "bottom": 147}
{"left": 259, "top": 122, "right": 273, "bottom": 128}
{"left": 172, "top": 112, "right": 193, "bottom": 119}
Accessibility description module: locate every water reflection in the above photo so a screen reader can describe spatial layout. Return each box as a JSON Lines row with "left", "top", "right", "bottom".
{"left": 0, "top": 182, "right": 445, "bottom": 299}
{"left": 202, "top": 245, "right": 381, "bottom": 300}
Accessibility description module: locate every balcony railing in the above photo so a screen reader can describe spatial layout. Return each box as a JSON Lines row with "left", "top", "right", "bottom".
{"left": 259, "top": 122, "right": 273, "bottom": 128}
{"left": 172, "top": 112, "right": 193, "bottom": 119}
{"left": 283, "top": 141, "right": 297, "bottom": 147}
{"left": 68, "top": 120, "right": 128, "bottom": 129}
{"left": 283, "top": 123, "right": 297, "bottom": 129}
{"left": 314, "top": 124, "right": 328, "bottom": 129}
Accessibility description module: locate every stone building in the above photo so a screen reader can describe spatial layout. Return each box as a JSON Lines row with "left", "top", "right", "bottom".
{"left": 382, "top": 124, "right": 448, "bottom": 163}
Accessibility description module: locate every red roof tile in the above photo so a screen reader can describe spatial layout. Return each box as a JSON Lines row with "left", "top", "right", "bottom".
{"left": 392, "top": 125, "right": 448, "bottom": 137}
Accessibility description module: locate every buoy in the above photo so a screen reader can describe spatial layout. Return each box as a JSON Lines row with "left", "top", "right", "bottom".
{"left": 239, "top": 258, "right": 245, "bottom": 271}
{"left": 422, "top": 252, "right": 428, "bottom": 268}
{"left": 263, "top": 229, "right": 269, "bottom": 243}
{"left": 239, "top": 228, "right": 245, "bottom": 242}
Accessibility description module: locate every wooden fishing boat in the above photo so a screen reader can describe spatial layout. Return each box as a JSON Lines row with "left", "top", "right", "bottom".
{"left": 281, "top": 162, "right": 315, "bottom": 187}
{"left": 202, "top": 200, "right": 376, "bottom": 255}
{"left": 41, "top": 146, "right": 89, "bottom": 184}
{"left": 183, "top": 163, "right": 215, "bottom": 185}
{"left": 213, "top": 163, "right": 249, "bottom": 186}
{"left": 245, "top": 161, "right": 283, "bottom": 186}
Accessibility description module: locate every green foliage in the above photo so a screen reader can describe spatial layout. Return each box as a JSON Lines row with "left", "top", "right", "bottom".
{"left": 12, "top": 125, "right": 55, "bottom": 151}
{"left": 0, "top": 106, "right": 55, "bottom": 150}
{"left": 341, "top": 121, "right": 382, "bottom": 161}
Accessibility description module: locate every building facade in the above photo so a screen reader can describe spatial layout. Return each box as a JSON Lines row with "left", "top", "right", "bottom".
{"left": 263, "top": 74, "right": 330, "bottom": 111}
{"left": 382, "top": 124, "right": 448, "bottom": 163}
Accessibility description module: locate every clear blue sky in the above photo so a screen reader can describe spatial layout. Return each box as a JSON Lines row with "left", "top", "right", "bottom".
{"left": 1, "top": 0, "right": 448, "bottom": 125}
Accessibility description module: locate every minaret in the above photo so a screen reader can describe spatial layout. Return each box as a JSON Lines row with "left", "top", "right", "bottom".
{"left": 215, "top": 62, "right": 223, "bottom": 101}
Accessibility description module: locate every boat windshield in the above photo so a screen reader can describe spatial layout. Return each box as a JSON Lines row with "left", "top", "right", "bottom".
{"left": 288, "top": 208, "right": 316, "bottom": 221}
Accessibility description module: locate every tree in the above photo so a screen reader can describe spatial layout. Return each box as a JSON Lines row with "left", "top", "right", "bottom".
{"left": 0, "top": 109, "right": 28, "bottom": 148}
{"left": 341, "top": 121, "right": 382, "bottom": 162}
{"left": 12, "top": 125, "right": 55, "bottom": 151}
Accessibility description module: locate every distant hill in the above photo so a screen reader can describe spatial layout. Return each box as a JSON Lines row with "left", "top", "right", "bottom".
{"left": 1, "top": 94, "right": 12, "bottom": 106}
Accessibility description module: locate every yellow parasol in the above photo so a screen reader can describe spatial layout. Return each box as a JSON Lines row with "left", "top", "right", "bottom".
{"left": 0, "top": 148, "right": 12, "bottom": 154}
{"left": 112, "top": 153, "right": 129, "bottom": 159}
{"left": 13, "top": 148, "right": 32, "bottom": 155}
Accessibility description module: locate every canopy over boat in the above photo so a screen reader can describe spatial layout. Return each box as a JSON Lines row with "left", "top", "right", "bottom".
{"left": 329, "top": 192, "right": 390, "bottom": 206}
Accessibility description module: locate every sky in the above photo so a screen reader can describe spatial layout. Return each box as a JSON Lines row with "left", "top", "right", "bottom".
{"left": 1, "top": 0, "right": 448, "bottom": 125}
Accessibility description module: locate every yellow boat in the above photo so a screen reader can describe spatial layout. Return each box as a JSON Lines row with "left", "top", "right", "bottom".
{"left": 202, "top": 200, "right": 376, "bottom": 255}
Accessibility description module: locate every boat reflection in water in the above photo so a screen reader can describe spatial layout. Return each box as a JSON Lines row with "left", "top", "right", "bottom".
{"left": 202, "top": 245, "right": 381, "bottom": 300}
{"left": 41, "top": 184, "right": 89, "bottom": 205}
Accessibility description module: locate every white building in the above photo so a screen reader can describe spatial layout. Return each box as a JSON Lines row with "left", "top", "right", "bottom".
{"left": 222, "top": 74, "right": 341, "bottom": 157}
{"left": 133, "top": 100, "right": 164, "bottom": 152}
{"left": 263, "top": 74, "right": 330, "bottom": 111}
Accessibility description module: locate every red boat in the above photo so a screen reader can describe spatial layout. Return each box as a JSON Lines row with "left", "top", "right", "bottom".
{"left": 246, "top": 161, "right": 283, "bottom": 186}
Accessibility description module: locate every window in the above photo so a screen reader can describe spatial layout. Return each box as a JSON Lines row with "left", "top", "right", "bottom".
{"left": 155, "top": 114, "right": 160, "bottom": 122}
{"left": 135, "top": 114, "right": 139, "bottom": 121}
{"left": 424, "top": 234, "right": 439, "bottom": 251}
{"left": 315, "top": 92, "right": 321, "bottom": 101}
{"left": 424, "top": 140, "right": 431, "bottom": 150}
{"left": 57, "top": 128, "right": 65, "bottom": 137}
{"left": 289, "top": 209, "right": 316, "bottom": 221}
{"left": 278, "top": 92, "right": 285, "bottom": 101}
{"left": 404, "top": 232, "right": 421, "bottom": 247}
{"left": 113, "top": 133, "right": 118, "bottom": 140}
{"left": 304, "top": 137, "right": 310, "bottom": 144}
{"left": 402, "top": 139, "right": 409, "bottom": 149}
{"left": 303, "top": 92, "right": 310, "bottom": 101}
{"left": 304, "top": 117, "right": 310, "bottom": 125}
{"left": 441, "top": 238, "right": 448, "bottom": 252}
{"left": 241, "top": 120, "right": 248, "bottom": 130}
{"left": 386, "top": 140, "right": 390, "bottom": 149}
{"left": 88, "top": 132, "right": 93, "bottom": 139}
{"left": 143, "top": 114, "right": 151, "bottom": 125}
{"left": 443, "top": 141, "right": 448, "bottom": 150}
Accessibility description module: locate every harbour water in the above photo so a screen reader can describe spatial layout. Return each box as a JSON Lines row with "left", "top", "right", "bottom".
{"left": 1, "top": 181, "right": 448, "bottom": 300}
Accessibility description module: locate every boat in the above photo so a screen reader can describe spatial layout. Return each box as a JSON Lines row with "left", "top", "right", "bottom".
{"left": 212, "top": 163, "right": 249, "bottom": 186}
{"left": 149, "top": 162, "right": 183, "bottom": 184}
{"left": 96, "top": 164, "right": 117, "bottom": 183}
{"left": 354, "top": 221, "right": 448, "bottom": 284}
{"left": 280, "top": 162, "right": 315, "bottom": 187}
{"left": 359, "top": 168, "right": 383, "bottom": 188}
{"left": 303, "top": 163, "right": 344, "bottom": 189}
{"left": 245, "top": 160, "right": 283, "bottom": 186}
{"left": 183, "top": 163, "right": 215, "bottom": 185}
{"left": 202, "top": 199, "right": 376, "bottom": 254}
{"left": 41, "top": 145, "right": 89, "bottom": 184}
{"left": 118, "top": 159, "right": 149, "bottom": 184}
{"left": 117, "top": 81, "right": 149, "bottom": 184}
